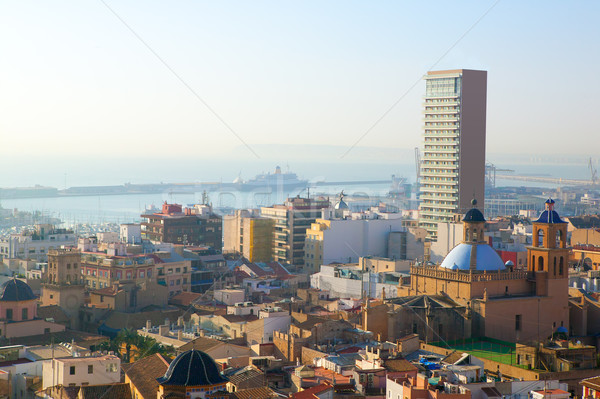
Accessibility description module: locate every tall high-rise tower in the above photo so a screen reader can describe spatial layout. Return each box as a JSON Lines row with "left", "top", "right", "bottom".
{"left": 418, "top": 69, "right": 487, "bottom": 240}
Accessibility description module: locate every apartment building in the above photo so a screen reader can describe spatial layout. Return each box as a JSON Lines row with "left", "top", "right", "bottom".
{"left": 418, "top": 69, "right": 487, "bottom": 240}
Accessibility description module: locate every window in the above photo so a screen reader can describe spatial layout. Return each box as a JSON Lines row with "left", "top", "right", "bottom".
{"left": 515, "top": 315, "right": 522, "bottom": 331}
{"left": 70, "top": 366, "right": 76, "bottom": 375}
{"left": 22, "top": 308, "right": 28, "bottom": 320}
{"left": 6, "top": 309, "right": 13, "bottom": 320}
{"left": 88, "top": 365, "right": 93, "bottom": 374}
{"left": 106, "top": 363, "right": 118, "bottom": 373}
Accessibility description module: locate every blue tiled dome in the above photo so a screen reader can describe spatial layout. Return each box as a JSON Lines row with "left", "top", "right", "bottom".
{"left": 440, "top": 243, "right": 505, "bottom": 271}
{"left": 0, "top": 279, "right": 36, "bottom": 302}
{"left": 535, "top": 210, "right": 566, "bottom": 224}
{"left": 157, "top": 350, "right": 227, "bottom": 386}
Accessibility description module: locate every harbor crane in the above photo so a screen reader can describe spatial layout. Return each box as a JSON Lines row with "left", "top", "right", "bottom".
{"left": 590, "top": 158, "right": 598, "bottom": 186}
{"left": 485, "top": 162, "right": 514, "bottom": 188}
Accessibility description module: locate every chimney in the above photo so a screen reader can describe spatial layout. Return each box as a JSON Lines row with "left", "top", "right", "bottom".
{"left": 146, "top": 320, "right": 152, "bottom": 330}
{"left": 177, "top": 316, "right": 184, "bottom": 327}
{"left": 178, "top": 330, "right": 183, "bottom": 340}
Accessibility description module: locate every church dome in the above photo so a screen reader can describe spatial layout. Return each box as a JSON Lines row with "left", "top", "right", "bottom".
{"left": 463, "top": 208, "right": 485, "bottom": 222}
{"left": 157, "top": 349, "right": 227, "bottom": 386}
{"left": 440, "top": 243, "right": 505, "bottom": 271}
{"left": 0, "top": 279, "right": 36, "bottom": 302}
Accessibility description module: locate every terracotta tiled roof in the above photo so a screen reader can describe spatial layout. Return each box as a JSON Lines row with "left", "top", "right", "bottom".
{"left": 244, "top": 263, "right": 270, "bottom": 277}
{"left": 292, "top": 383, "right": 332, "bottom": 399}
{"left": 383, "top": 359, "right": 417, "bottom": 373}
{"left": 178, "top": 336, "right": 224, "bottom": 352}
{"left": 266, "top": 262, "right": 291, "bottom": 276}
{"left": 37, "top": 305, "right": 70, "bottom": 324}
{"left": 79, "top": 383, "right": 132, "bottom": 399}
{"left": 125, "top": 354, "right": 170, "bottom": 399}
{"left": 581, "top": 376, "right": 600, "bottom": 390}
{"left": 441, "top": 351, "right": 464, "bottom": 365}
{"left": 228, "top": 367, "right": 264, "bottom": 387}
{"left": 232, "top": 387, "right": 275, "bottom": 399}
{"left": 169, "top": 291, "right": 202, "bottom": 307}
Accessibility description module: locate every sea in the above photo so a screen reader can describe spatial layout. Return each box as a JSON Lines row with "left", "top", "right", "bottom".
{"left": 0, "top": 161, "right": 595, "bottom": 226}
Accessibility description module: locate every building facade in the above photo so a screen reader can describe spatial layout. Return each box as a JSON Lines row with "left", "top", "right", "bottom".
{"left": 224, "top": 210, "right": 274, "bottom": 262}
{"left": 0, "top": 224, "right": 76, "bottom": 262}
{"left": 142, "top": 202, "right": 222, "bottom": 250}
{"left": 400, "top": 200, "right": 570, "bottom": 343}
{"left": 261, "top": 197, "right": 330, "bottom": 269}
{"left": 419, "top": 69, "right": 487, "bottom": 240}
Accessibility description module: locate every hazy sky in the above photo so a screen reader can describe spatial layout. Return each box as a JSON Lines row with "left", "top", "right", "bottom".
{"left": 0, "top": 1, "right": 598, "bottom": 172}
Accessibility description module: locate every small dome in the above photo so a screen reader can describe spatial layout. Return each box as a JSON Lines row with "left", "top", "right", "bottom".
{"left": 505, "top": 260, "right": 514, "bottom": 267}
{"left": 157, "top": 349, "right": 227, "bottom": 387}
{"left": 440, "top": 243, "right": 505, "bottom": 271}
{"left": 0, "top": 279, "right": 36, "bottom": 302}
{"left": 535, "top": 210, "right": 566, "bottom": 224}
{"left": 463, "top": 208, "right": 485, "bottom": 222}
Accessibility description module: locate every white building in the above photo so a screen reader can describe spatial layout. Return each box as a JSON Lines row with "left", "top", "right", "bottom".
{"left": 120, "top": 223, "right": 142, "bottom": 244}
{"left": 246, "top": 308, "right": 291, "bottom": 345}
{"left": 429, "top": 221, "right": 464, "bottom": 263}
{"left": 227, "top": 302, "right": 261, "bottom": 316}
{"left": 0, "top": 225, "right": 76, "bottom": 261}
{"left": 304, "top": 214, "right": 414, "bottom": 272}
{"left": 213, "top": 289, "right": 245, "bottom": 306}
{"left": 310, "top": 264, "right": 400, "bottom": 299}
{"left": 42, "top": 355, "right": 120, "bottom": 389}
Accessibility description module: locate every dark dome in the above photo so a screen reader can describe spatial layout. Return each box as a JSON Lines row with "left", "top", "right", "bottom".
{"left": 463, "top": 208, "right": 485, "bottom": 223}
{"left": 0, "top": 279, "right": 36, "bottom": 302}
{"left": 157, "top": 349, "right": 227, "bottom": 387}
{"left": 535, "top": 210, "right": 566, "bottom": 224}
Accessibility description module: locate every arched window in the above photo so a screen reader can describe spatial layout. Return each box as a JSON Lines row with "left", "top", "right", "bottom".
{"left": 538, "top": 257, "right": 544, "bottom": 271}
{"left": 559, "top": 256, "right": 564, "bottom": 276}
{"left": 537, "top": 229, "right": 544, "bottom": 247}
{"left": 532, "top": 256, "right": 536, "bottom": 270}
{"left": 556, "top": 230, "right": 562, "bottom": 248}
{"left": 473, "top": 229, "right": 478, "bottom": 242}
{"left": 553, "top": 257, "right": 557, "bottom": 276}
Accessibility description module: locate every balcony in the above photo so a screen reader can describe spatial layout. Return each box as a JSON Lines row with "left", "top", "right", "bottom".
{"left": 420, "top": 171, "right": 458, "bottom": 178}
{"left": 419, "top": 209, "right": 457, "bottom": 218}
{"left": 420, "top": 186, "right": 458, "bottom": 194}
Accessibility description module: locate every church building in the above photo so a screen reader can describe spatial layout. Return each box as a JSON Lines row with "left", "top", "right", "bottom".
{"left": 399, "top": 199, "right": 569, "bottom": 343}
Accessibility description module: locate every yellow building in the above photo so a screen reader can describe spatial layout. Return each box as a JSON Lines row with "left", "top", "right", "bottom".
{"left": 245, "top": 218, "right": 275, "bottom": 262}
{"left": 223, "top": 210, "right": 274, "bottom": 262}
{"left": 304, "top": 219, "right": 330, "bottom": 272}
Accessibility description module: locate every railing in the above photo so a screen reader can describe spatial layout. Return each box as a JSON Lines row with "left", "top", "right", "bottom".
{"left": 410, "top": 265, "right": 533, "bottom": 282}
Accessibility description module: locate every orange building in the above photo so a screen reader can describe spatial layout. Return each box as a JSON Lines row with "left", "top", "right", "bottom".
{"left": 400, "top": 199, "right": 569, "bottom": 343}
